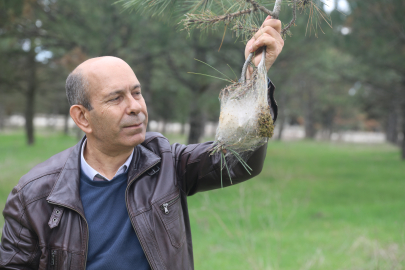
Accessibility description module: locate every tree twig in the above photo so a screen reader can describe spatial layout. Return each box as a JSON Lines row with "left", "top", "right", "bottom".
{"left": 245, "top": 0, "right": 275, "bottom": 17}
{"left": 271, "top": 0, "right": 283, "bottom": 19}
{"left": 281, "top": 0, "right": 297, "bottom": 37}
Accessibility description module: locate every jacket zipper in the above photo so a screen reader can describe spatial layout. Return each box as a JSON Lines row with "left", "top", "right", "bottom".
{"left": 160, "top": 195, "right": 180, "bottom": 214}
{"left": 47, "top": 202, "right": 89, "bottom": 270}
{"left": 50, "top": 250, "right": 56, "bottom": 267}
{"left": 125, "top": 161, "right": 160, "bottom": 270}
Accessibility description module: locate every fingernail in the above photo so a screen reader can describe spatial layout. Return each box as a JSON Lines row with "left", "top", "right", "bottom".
{"left": 249, "top": 46, "right": 253, "bottom": 52}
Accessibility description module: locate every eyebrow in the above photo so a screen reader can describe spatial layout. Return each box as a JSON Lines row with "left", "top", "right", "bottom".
{"left": 104, "top": 84, "right": 142, "bottom": 99}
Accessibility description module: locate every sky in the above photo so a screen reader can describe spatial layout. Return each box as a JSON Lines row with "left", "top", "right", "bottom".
{"left": 323, "top": 0, "right": 351, "bottom": 14}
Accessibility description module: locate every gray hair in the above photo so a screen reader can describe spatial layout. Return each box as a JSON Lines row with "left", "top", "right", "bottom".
{"left": 65, "top": 70, "right": 93, "bottom": 110}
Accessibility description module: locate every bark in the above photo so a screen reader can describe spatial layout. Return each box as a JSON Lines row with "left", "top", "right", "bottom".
{"left": 25, "top": 43, "right": 37, "bottom": 145}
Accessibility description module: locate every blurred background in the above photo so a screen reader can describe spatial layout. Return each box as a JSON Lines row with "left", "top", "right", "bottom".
{"left": 0, "top": 0, "right": 404, "bottom": 269}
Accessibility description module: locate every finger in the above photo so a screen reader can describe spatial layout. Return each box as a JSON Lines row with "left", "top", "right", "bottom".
{"left": 262, "top": 15, "right": 272, "bottom": 26}
{"left": 260, "top": 19, "right": 282, "bottom": 34}
{"left": 251, "top": 27, "right": 283, "bottom": 50}
{"left": 253, "top": 25, "right": 281, "bottom": 42}
{"left": 246, "top": 38, "right": 255, "bottom": 48}
{"left": 249, "top": 33, "right": 279, "bottom": 53}
{"left": 245, "top": 38, "right": 256, "bottom": 57}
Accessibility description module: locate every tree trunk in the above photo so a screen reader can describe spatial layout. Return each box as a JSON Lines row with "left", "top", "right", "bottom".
{"left": 139, "top": 53, "right": 153, "bottom": 132}
{"left": 276, "top": 90, "right": 287, "bottom": 141}
{"left": 161, "top": 120, "right": 167, "bottom": 134}
{"left": 187, "top": 45, "right": 209, "bottom": 144}
{"left": 401, "top": 110, "right": 405, "bottom": 159}
{"left": 25, "top": 43, "right": 37, "bottom": 145}
{"left": 0, "top": 103, "right": 4, "bottom": 130}
{"left": 303, "top": 82, "right": 316, "bottom": 139}
{"left": 187, "top": 93, "right": 206, "bottom": 144}
{"left": 276, "top": 113, "right": 285, "bottom": 141}
{"left": 385, "top": 109, "right": 398, "bottom": 145}
{"left": 64, "top": 110, "right": 70, "bottom": 135}
{"left": 180, "top": 120, "right": 186, "bottom": 135}
{"left": 401, "top": 80, "right": 405, "bottom": 160}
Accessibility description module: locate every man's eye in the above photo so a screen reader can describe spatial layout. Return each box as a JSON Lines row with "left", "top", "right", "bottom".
{"left": 110, "top": 96, "right": 120, "bottom": 102}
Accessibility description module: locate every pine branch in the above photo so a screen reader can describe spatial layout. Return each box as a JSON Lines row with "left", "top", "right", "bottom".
{"left": 122, "top": 0, "right": 330, "bottom": 41}
{"left": 182, "top": 8, "right": 257, "bottom": 31}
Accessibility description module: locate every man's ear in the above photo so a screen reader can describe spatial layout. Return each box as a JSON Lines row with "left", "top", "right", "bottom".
{"left": 70, "top": 105, "right": 92, "bottom": 134}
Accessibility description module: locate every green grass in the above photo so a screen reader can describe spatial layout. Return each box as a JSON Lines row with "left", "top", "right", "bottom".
{"left": 0, "top": 132, "right": 404, "bottom": 269}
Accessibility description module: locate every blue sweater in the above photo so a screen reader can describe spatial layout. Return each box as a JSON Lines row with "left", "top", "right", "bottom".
{"left": 80, "top": 170, "right": 150, "bottom": 270}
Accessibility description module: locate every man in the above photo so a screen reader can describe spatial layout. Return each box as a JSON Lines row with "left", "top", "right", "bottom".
{"left": 0, "top": 16, "right": 283, "bottom": 269}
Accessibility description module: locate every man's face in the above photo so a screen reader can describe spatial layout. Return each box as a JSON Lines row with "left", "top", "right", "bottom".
{"left": 84, "top": 58, "right": 148, "bottom": 151}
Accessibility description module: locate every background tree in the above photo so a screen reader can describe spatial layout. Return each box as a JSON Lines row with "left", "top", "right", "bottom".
{"left": 338, "top": 0, "right": 405, "bottom": 159}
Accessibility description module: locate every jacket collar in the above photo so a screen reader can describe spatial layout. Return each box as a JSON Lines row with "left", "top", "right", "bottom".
{"left": 47, "top": 136, "right": 161, "bottom": 217}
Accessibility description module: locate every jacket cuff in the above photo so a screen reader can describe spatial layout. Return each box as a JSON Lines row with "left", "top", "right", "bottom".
{"left": 268, "top": 78, "right": 278, "bottom": 123}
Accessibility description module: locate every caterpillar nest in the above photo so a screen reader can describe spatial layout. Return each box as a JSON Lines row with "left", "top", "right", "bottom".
{"left": 210, "top": 48, "right": 275, "bottom": 187}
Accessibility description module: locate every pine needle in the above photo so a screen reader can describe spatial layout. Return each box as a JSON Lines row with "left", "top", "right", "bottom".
{"left": 220, "top": 150, "right": 223, "bottom": 188}
{"left": 218, "top": 23, "right": 227, "bottom": 52}
{"left": 222, "top": 152, "right": 233, "bottom": 185}
{"left": 227, "top": 64, "right": 238, "bottom": 81}
{"left": 193, "top": 58, "right": 233, "bottom": 81}
{"left": 187, "top": 72, "right": 233, "bottom": 82}
{"left": 227, "top": 148, "right": 252, "bottom": 173}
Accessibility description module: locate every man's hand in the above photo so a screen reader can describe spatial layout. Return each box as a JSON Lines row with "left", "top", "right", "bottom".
{"left": 244, "top": 16, "right": 284, "bottom": 78}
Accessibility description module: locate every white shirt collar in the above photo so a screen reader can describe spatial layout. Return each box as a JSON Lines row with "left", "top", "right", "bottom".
{"left": 80, "top": 139, "right": 133, "bottom": 181}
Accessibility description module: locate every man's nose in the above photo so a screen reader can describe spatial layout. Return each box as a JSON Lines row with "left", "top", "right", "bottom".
{"left": 126, "top": 95, "right": 142, "bottom": 115}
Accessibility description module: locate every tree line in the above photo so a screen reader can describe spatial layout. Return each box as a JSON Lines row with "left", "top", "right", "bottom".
{"left": 0, "top": 0, "right": 404, "bottom": 159}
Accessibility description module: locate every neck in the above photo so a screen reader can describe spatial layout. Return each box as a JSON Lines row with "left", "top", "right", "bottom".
{"left": 83, "top": 138, "right": 133, "bottom": 180}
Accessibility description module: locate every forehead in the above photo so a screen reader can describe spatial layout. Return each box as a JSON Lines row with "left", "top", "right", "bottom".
{"left": 83, "top": 58, "right": 140, "bottom": 95}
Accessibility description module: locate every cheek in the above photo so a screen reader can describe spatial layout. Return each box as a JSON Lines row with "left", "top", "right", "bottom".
{"left": 90, "top": 110, "right": 119, "bottom": 133}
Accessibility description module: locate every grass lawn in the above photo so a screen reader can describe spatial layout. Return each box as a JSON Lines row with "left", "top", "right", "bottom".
{"left": 1, "top": 132, "right": 404, "bottom": 269}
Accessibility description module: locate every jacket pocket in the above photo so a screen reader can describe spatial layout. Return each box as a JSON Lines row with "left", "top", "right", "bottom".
{"left": 156, "top": 192, "right": 186, "bottom": 248}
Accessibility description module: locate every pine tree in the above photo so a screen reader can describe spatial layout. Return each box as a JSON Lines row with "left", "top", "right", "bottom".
{"left": 120, "top": 0, "right": 331, "bottom": 42}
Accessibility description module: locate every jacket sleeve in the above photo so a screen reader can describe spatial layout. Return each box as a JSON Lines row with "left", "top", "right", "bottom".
{"left": 172, "top": 80, "right": 276, "bottom": 196}
{"left": 0, "top": 188, "right": 40, "bottom": 269}
{"left": 172, "top": 141, "right": 268, "bottom": 196}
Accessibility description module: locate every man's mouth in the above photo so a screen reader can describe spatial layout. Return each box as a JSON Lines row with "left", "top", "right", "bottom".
{"left": 124, "top": 123, "right": 143, "bottom": 129}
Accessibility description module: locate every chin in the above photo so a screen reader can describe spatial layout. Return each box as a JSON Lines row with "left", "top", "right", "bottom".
{"left": 127, "top": 131, "right": 146, "bottom": 147}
